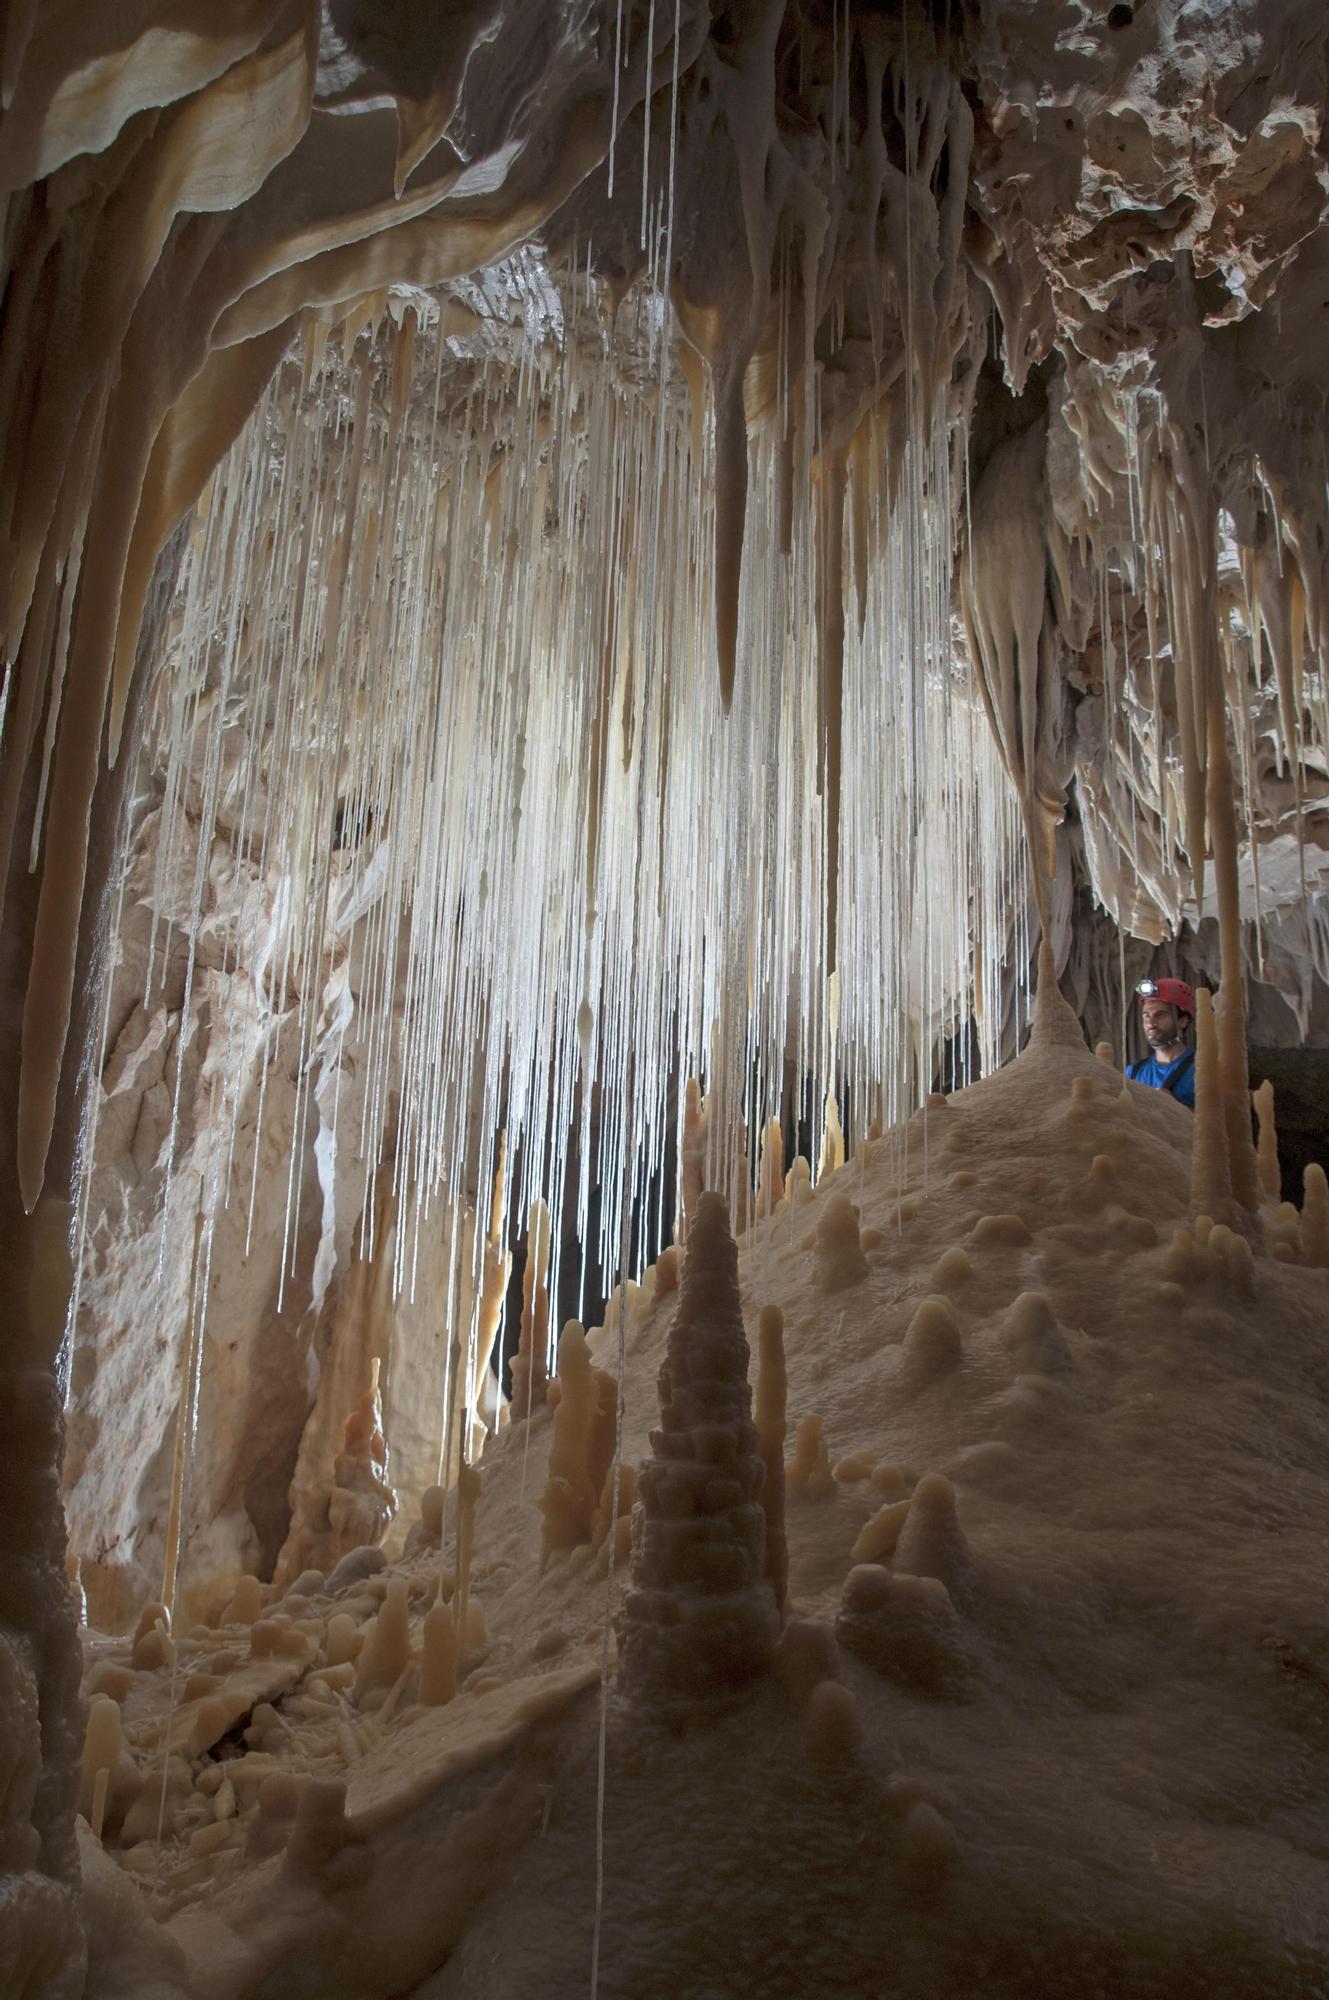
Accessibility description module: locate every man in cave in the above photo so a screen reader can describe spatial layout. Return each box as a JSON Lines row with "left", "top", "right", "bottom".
{"left": 1126, "top": 977, "right": 1197, "bottom": 1108}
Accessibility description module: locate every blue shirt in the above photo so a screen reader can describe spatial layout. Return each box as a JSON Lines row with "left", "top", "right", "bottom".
{"left": 1126, "top": 1048, "right": 1196, "bottom": 1108}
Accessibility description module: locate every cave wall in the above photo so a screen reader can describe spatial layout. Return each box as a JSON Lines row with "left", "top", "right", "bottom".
{"left": 62, "top": 742, "right": 472, "bottom": 1629}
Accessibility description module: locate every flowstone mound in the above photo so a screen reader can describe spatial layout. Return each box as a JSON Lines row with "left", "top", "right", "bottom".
{"left": 71, "top": 1003, "right": 1329, "bottom": 1998}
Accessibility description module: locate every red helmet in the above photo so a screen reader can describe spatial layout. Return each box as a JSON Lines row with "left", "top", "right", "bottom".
{"left": 1135, "top": 977, "right": 1195, "bottom": 1018}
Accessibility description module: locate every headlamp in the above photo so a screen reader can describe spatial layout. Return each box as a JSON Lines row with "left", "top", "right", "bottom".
{"left": 1135, "top": 979, "right": 1158, "bottom": 997}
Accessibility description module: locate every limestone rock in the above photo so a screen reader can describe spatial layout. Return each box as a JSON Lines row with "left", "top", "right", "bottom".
{"left": 617, "top": 1194, "right": 779, "bottom": 1713}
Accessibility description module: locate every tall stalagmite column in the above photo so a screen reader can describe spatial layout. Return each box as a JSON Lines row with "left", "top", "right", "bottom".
{"left": 617, "top": 1192, "right": 779, "bottom": 1714}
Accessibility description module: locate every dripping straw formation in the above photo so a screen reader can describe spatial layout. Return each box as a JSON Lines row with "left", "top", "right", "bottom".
{"left": 120, "top": 276, "right": 1023, "bottom": 1413}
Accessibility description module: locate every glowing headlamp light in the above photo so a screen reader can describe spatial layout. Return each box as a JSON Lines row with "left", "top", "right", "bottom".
{"left": 1135, "top": 979, "right": 1158, "bottom": 997}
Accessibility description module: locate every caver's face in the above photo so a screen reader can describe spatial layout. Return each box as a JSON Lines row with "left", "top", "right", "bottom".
{"left": 1141, "top": 999, "right": 1182, "bottom": 1047}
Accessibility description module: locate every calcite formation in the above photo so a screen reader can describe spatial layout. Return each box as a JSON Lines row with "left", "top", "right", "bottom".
{"left": 617, "top": 1192, "right": 780, "bottom": 1712}
{"left": 0, "top": 4, "right": 1328, "bottom": 1997}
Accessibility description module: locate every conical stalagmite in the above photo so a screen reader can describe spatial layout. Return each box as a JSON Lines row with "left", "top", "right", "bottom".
{"left": 617, "top": 1193, "right": 779, "bottom": 1713}
{"left": 999, "top": 1292, "right": 1073, "bottom": 1377}
{"left": 788, "top": 1414, "right": 836, "bottom": 1499}
{"left": 1253, "top": 1082, "right": 1281, "bottom": 1204}
{"left": 354, "top": 1576, "right": 410, "bottom": 1699}
{"left": 537, "top": 1322, "right": 616, "bottom": 1554}
{"left": 819, "top": 1090, "right": 845, "bottom": 1179}
{"left": 1301, "top": 1165, "right": 1329, "bottom": 1269}
{"left": 1030, "top": 936, "right": 1088, "bottom": 1053}
{"left": 815, "top": 1193, "right": 869, "bottom": 1291}
{"left": 757, "top": 1119, "right": 785, "bottom": 1222}
{"left": 893, "top": 1473, "right": 977, "bottom": 1612}
{"left": 899, "top": 1296, "right": 964, "bottom": 1391}
{"left": 418, "top": 1602, "right": 458, "bottom": 1708}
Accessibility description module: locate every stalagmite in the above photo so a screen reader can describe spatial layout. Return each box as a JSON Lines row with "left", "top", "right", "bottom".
{"left": 819, "top": 1091, "right": 845, "bottom": 1180}
{"left": 354, "top": 1575, "right": 411, "bottom": 1699}
{"left": 899, "top": 1296, "right": 963, "bottom": 1390}
{"left": 130, "top": 1622, "right": 172, "bottom": 1673}
{"left": 537, "top": 1322, "right": 617, "bottom": 1554}
{"left": 653, "top": 1247, "right": 680, "bottom": 1300}
{"left": 786, "top": 1157, "right": 814, "bottom": 1209}
{"left": 754, "top": 1304, "right": 788, "bottom": 1618}
{"left": 787, "top": 1415, "right": 836, "bottom": 1500}
{"left": 757, "top": 1119, "right": 785, "bottom": 1223}
{"left": 276, "top": 1153, "right": 420, "bottom": 1596}
{"left": 1209, "top": 1223, "right": 1256, "bottom": 1301}
{"left": 324, "top": 1614, "right": 361, "bottom": 1668}
{"left": 850, "top": 1499, "right": 911, "bottom": 1565}
{"left": 835, "top": 1565, "right": 970, "bottom": 1699}
{"left": 971, "top": 1213, "right": 1032, "bottom": 1249}
{"left": 617, "top": 1193, "right": 778, "bottom": 1712}
{"left": 406, "top": 1487, "right": 445, "bottom": 1555}
{"left": 131, "top": 1599, "right": 170, "bottom": 1649}
{"left": 1253, "top": 1082, "right": 1281, "bottom": 1204}
{"left": 899, "top": 1800, "right": 962, "bottom": 1892}
{"left": 1301, "top": 1166, "right": 1329, "bottom": 1270}
{"left": 931, "top": 1247, "right": 971, "bottom": 1293}
{"left": 804, "top": 1679, "right": 861, "bottom": 1760}
{"left": 998, "top": 1294, "right": 1073, "bottom": 1377}
{"left": 283, "top": 1778, "right": 368, "bottom": 1889}
{"left": 1031, "top": 938, "right": 1087, "bottom": 1052}
{"left": 814, "top": 1194, "right": 869, "bottom": 1291}
{"left": 892, "top": 1474, "right": 977, "bottom": 1613}
{"left": 418, "top": 1601, "right": 458, "bottom": 1708}
{"left": 79, "top": 1696, "right": 122, "bottom": 1829}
